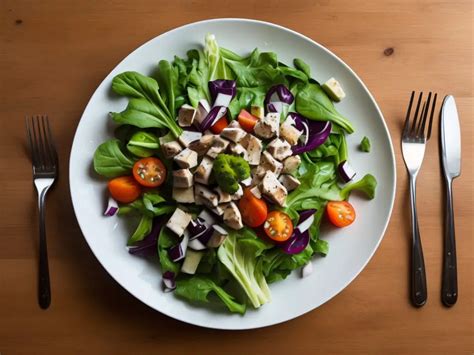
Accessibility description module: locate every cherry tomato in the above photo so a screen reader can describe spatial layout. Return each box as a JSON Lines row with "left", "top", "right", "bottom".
{"left": 238, "top": 109, "right": 259, "bottom": 132}
{"left": 210, "top": 116, "right": 228, "bottom": 134}
{"left": 132, "top": 157, "right": 166, "bottom": 187}
{"left": 326, "top": 201, "right": 356, "bottom": 227}
{"left": 263, "top": 211, "right": 294, "bottom": 242}
{"left": 239, "top": 188, "right": 268, "bottom": 227}
{"left": 108, "top": 176, "right": 142, "bottom": 203}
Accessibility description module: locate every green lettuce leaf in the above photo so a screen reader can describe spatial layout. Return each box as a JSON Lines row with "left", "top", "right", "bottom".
{"left": 175, "top": 275, "right": 246, "bottom": 314}
{"left": 93, "top": 139, "right": 136, "bottom": 178}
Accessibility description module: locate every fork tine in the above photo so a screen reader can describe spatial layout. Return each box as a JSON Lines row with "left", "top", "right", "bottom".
{"left": 32, "top": 116, "right": 45, "bottom": 170}
{"left": 40, "top": 115, "right": 54, "bottom": 168}
{"left": 418, "top": 92, "right": 432, "bottom": 137}
{"left": 426, "top": 93, "right": 437, "bottom": 140}
{"left": 402, "top": 91, "right": 415, "bottom": 137}
{"left": 26, "top": 116, "right": 39, "bottom": 167}
{"left": 44, "top": 115, "right": 58, "bottom": 165}
{"left": 410, "top": 92, "right": 423, "bottom": 135}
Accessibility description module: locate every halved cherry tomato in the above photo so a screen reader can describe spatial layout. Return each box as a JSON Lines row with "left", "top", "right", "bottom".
{"left": 239, "top": 188, "right": 268, "bottom": 227}
{"left": 132, "top": 157, "right": 166, "bottom": 187}
{"left": 108, "top": 176, "right": 142, "bottom": 203}
{"left": 263, "top": 211, "right": 294, "bottom": 242}
{"left": 326, "top": 201, "right": 356, "bottom": 227}
{"left": 210, "top": 116, "right": 228, "bottom": 134}
{"left": 238, "top": 109, "right": 259, "bottom": 132}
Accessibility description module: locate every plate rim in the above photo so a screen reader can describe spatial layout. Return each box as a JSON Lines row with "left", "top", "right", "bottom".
{"left": 69, "top": 18, "right": 397, "bottom": 329}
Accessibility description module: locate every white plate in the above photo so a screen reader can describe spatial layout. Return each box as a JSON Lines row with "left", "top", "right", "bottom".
{"left": 70, "top": 19, "right": 396, "bottom": 329}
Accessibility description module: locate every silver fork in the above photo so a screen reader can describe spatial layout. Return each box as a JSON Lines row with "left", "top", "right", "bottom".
{"left": 26, "top": 115, "right": 58, "bottom": 309}
{"left": 401, "top": 91, "right": 437, "bottom": 307}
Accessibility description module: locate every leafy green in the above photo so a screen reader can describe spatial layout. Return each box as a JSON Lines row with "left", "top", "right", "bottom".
{"left": 196, "top": 249, "right": 217, "bottom": 274}
{"left": 217, "top": 228, "right": 272, "bottom": 308}
{"left": 128, "top": 215, "right": 153, "bottom": 245}
{"left": 185, "top": 49, "right": 212, "bottom": 106}
{"left": 228, "top": 86, "right": 266, "bottom": 119}
{"left": 205, "top": 34, "right": 232, "bottom": 81}
{"left": 118, "top": 191, "right": 175, "bottom": 217}
{"left": 306, "top": 133, "right": 348, "bottom": 165}
{"left": 155, "top": 60, "right": 179, "bottom": 117}
{"left": 175, "top": 275, "right": 246, "bottom": 314}
{"left": 360, "top": 136, "right": 371, "bottom": 152}
{"left": 93, "top": 139, "right": 136, "bottom": 178}
{"left": 294, "top": 58, "right": 311, "bottom": 78}
{"left": 296, "top": 83, "right": 355, "bottom": 133}
{"left": 126, "top": 131, "right": 159, "bottom": 157}
{"left": 158, "top": 227, "right": 180, "bottom": 274}
{"left": 212, "top": 154, "right": 251, "bottom": 194}
{"left": 261, "top": 245, "right": 313, "bottom": 284}
{"left": 340, "top": 174, "right": 378, "bottom": 200}
{"left": 110, "top": 71, "right": 182, "bottom": 137}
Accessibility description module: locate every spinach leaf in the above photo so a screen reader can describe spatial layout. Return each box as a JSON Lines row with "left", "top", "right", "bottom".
{"left": 294, "top": 58, "right": 311, "bottom": 77}
{"left": 126, "top": 131, "right": 159, "bottom": 157}
{"left": 340, "top": 174, "right": 378, "bottom": 200}
{"left": 186, "top": 49, "right": 212, "bottom": 106}
{"left": 296, "top": 83, "right": 355, "bottom": 133}
{"left": 128, "top": 215, "right": 153, "bottom": 245}
{"left": 261, "top": 245, "right": 313, "bottom": 284}
{"left": 158, "top": 227, "right": 180, "bottom": 274}
{"left": 228, "top": 86, "right": 266, "bottom": 119}
{"left": 155, "top": 60, "right": 179, "bottom": 117}
{"left": 93, "top": 139, "right": 136, "bottom": 178}
{"left": 111, "top": 72, "right": 182, "bottom": 137}
{"left": 175, "top": 275, "right": 246, "bottom": 314}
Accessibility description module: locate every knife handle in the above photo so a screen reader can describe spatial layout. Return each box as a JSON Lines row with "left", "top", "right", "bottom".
{"left": 409, "top": 175, "right": 427, "bottom": 307}
{"left": 442, "top": 179, "right": 457, "bottom": 307}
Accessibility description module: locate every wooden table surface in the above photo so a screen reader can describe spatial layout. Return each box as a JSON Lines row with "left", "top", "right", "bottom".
{"left": 1, "top": 1, "right": 472, "bottom": 354}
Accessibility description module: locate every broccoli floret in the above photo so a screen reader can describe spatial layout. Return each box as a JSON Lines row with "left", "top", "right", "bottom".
{"left": 212, "top": 154, "right": 250, "bottom": 194}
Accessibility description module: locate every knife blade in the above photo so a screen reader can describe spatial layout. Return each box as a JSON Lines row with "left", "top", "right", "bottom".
{"left": 440, "top": 95, "right": 461, "bottom": 307}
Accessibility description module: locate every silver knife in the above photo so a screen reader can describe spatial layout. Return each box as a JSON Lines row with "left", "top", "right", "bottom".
{"left": 440, "top": 95, "right": 461, "bottom": 307}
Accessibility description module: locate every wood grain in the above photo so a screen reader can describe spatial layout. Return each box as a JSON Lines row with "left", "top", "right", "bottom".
{"left": 0, "top": 0, "right": 472, "bottom": 354}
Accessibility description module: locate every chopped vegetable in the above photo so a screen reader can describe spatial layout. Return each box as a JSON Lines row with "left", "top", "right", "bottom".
{"left": 239, "top": 188, "right": 268, "bottom": 227}
{"left": 360, "top": 136, "right": 371, "bottom": 152}
{"left": 338, "top": 160, "right": 357, "bottom": 183}
{"left": 212, "top": 153, "right": 250, "bottom": 194}
{"left": 326, "top": 201, "right": 356, "bottom": 227}
{"left": 238, "top": 109, "right": 259, "bottom": 132}
{"left": 132, "top": 157, "right": 166, "bottom": 187}
{"left": 263, "top": 211, "right": 294, "bottom": 242}
{"left": 340, "top": 173, "right": 377, "bottom": 200}
{"left": 107, "top": 176, "right": 141, "bottom": 203}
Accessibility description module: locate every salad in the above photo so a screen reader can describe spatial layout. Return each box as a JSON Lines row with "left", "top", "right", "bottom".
{"left": 93, "top": 35, "right": 377, "bottom": 314}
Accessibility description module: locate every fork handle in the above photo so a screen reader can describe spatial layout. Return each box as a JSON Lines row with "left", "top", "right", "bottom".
{"left": 409, "top": 175, "right": 427, "bottom": 307}
{"left": 38, "top": 189, "right": 51, "bottom": 309}
{"left": 442, "top": 178, "right": 457, "bottom": 307}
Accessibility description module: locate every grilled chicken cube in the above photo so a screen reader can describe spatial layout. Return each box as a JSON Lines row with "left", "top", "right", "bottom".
{"left": 161, "top": 141, "right": 182, "bottom": 159}
{"left": 188, "top": 134, "right": 214, "bottom": 156}
{"left": 241, "top": 177, "right": 252, "bottom": 187}
{"left": 229, "top": 143, "right": 248, "bottom": 160}
{"left": 280, "top": 116, "right": 303, "bottom": 145}
{"left": 243, "top": 134, "right": 263, "bottom": 166}
{"left": 223, "top": 202, "right": 243, "bottom": 230}
{"left": 259, "top": 151, "right": 283, "bottom": 177}
{"left": 267, "top": 138, "right": 293, "bottom": 161}
{"left": 282, "top": 155, "right": 301, "bottom": 174}
{"left": 194, "top": 184, "right": 218, "bottom": 208}
{"left": 249, "top": 185, "right": 262, "bottom": 199}
{"left": 215, "top": 186, "right": 232, "bottom": 203}
{"left": 207, "top": 225, "right": 228, "bottom": 248}
{"left": 206, "top": 136, "right": 230, "bottom": 159}
{"left": 178, "top": 104, "right": 197, "bottom": 127}
{"left": 166, "top": 208, "right": 192, "bottom": 236}
{"left": 228, "top": 120, "right": 242, "bottom": 129}
{"left": 198, "top": 209, "right": 218, "bottom": 226}
{"left": 221, "top": 127, "right": 247, "bottom": 143}
{"left": 172, "top": 186, "right": 195, "bottom": 203}
{"left": 173, "top": 169, "right": 193, "bottom": 188}
{"left": 178, "top": 130, "right": 202, "bottom": 148}
{"left": 230, "top": 185, "right": 243, "bottom": 200}
{"left": 278, "top": 174, "right": 301, "bottom": 192}
{"left": 254, "top": 112, "right": 279, "bottom": 139}
{"left": 260, "top": 171, "right": 288, "bottom": 207}
{"left": 194, "top": 99, "right": 211, "bottom": 126}
{"left": 194, "top": 157, "right": 213, "bottom": 185}
{"left": 174, "top": 148, "right": 198, "bottom": 169}
{"left": 210, "top": 204, "right": 225, "bottom": 216}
